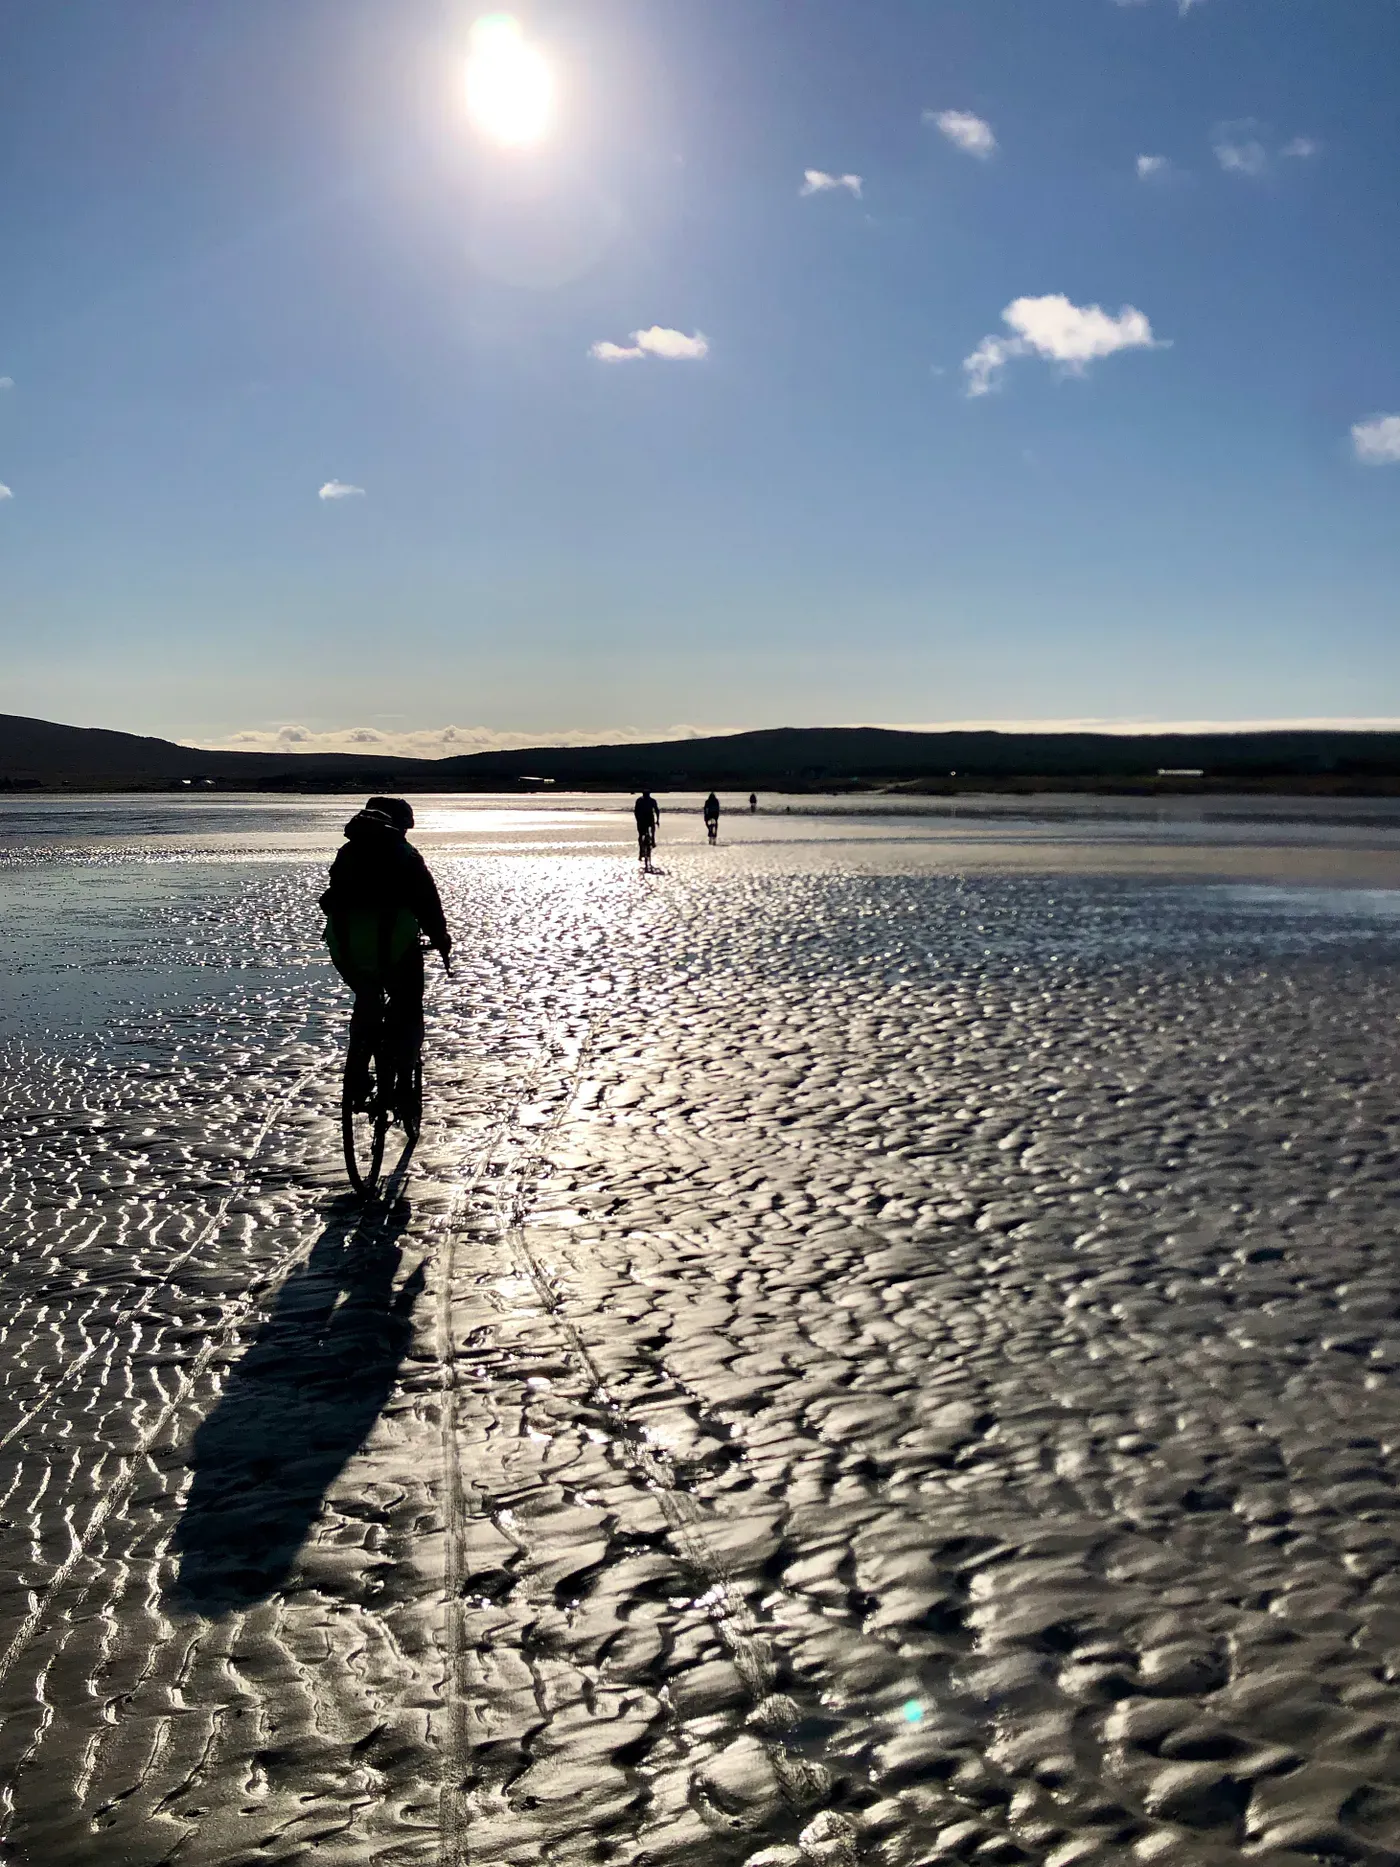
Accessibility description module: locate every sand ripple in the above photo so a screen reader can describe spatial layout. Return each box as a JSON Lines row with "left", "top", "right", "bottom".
{"left": 1, "top": 858, "right": 1400, "bottom": 1864}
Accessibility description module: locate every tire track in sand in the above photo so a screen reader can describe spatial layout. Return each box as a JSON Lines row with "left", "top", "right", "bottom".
{"left": 435, "top": 1033, "right": 563, "bottom": 1867}
{"left": 433, "top": 1027, "right": 846, "bottom": 1863}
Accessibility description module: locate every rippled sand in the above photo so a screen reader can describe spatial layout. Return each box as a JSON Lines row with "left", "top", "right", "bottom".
{"left": 4, "top": 800, "right": 1400, "bottom": 1864}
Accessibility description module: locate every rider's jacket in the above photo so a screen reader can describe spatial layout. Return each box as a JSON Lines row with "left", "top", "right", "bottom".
{"left": 320, "top": 809, "right": 449, "bottom": 988}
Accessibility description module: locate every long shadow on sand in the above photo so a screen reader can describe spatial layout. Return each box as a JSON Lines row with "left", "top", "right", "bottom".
{"left": 169, "top": 1197, "right": 426, "bottom": 1613}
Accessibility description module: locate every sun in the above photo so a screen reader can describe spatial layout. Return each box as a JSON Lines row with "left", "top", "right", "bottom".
{"left": 465, "top": 16, "right": 553, "bottom": 148}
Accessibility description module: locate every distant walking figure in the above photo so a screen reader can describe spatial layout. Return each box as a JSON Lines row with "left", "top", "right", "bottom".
{"left": 703, "top": 791, "right": 720, "bottom": 844}
{"left": 749, "top": 792, "right": 757, "bottom": 813}
{"left": 634, "top": 789, "right": 660, "bottom": 872}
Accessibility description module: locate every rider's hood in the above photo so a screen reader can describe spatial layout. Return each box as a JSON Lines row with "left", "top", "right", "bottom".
{"left": 343, "top": 808, "right": 399, "bottom": 842}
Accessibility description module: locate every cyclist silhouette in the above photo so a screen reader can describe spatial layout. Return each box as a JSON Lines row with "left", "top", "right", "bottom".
{"left": 633, "top": 789, "right": 660, "bottom": 871}
{"left": 703, "top": 791, "right": 720, "bottom": 844}
{"left": 320, "top": 797, "right": 451, "bottom": 1113}
{"left": 749, "top": 792, "right": 757, "bottom": 813}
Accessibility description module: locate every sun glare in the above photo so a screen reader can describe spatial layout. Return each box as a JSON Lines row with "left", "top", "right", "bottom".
{"left": 465, "top": 16, "right": 553, "bottom": 147}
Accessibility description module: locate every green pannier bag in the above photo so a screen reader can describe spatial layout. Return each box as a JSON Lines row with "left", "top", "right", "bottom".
{"left": 324, "top": 904, "right": 420, "bottom": 990}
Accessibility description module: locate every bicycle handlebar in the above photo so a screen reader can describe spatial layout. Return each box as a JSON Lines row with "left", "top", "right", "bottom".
{"left": 419, "top": 937, "right": 453, "bottom": 976}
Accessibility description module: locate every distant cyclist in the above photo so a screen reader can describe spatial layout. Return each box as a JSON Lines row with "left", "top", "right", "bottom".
{"left": 749, "top": 792, "right": 757, "bottom": 813}
{"left": 320, "top": 797, "right": 451, "bottom": 1113}
{"left": 703, "top": 791, "right": 720, "bottom": 844}
{"left": 634, "top": 789, "right": 660, "bottom": 871}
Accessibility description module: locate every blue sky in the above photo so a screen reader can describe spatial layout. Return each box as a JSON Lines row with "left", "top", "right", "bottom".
{"left": 1, "top": 0, "right": 1398, "bottom": 753}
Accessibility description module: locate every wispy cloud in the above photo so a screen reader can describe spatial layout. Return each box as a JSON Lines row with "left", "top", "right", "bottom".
{"left": 1214, "top": 121, "right": 1319, "bottom": 177}
{"left": 1214, "top": 136, "right": 1268, "bottom": 176}
{"left": 882, "top": 714, "right": 1400, "bottom": 732}
{"left": 1352, "top": 415, "right": 1400, "bottom": 465}
{"left": 0, "top": 377, "right": 12, "bottom": 391}
{"left": 963, "top": 337, "right": 1018, "bottom": 399}
{"left": 191, "top": 714, "right": 1400, "bottom": 759}
{"left": 0, "top": 485, "right": 11, "bottom": 501}
{"left": 1136, "top": 154, "right": 1171, "bottom": 179}
{"left": 319, "top": 480, "right": 365, "bottom": 500}
{"left": 925, "top": 109, "right": 997, "bottom": 159}
{"left": 590, "top": 326, "right": 709, "bottom": 363}
{"left": 800, "top": 169, "right": 862, "bottom": 198}
{"left": 964, "top": 293, "right": 1164, "bottom": 397}
{"left": 1114, "top": 0, "right": 1206, "bottom": 14}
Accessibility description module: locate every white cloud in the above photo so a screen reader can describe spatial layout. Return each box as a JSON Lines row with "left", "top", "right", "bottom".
{"left": 963, "top": 293, "right": 1164, "bottom": 396}
{"left": 1281, "top": 136, "right": 1320, "bottom": 160}
{"left": 1136, "top": 154, "right": 1171, "bottom": 179}
{"left": 0, "top": 377, "right": 12, "bottom": 391}
{"left": 800, "top": 169, "right": 862, "bottom": 197}
{"left": 0, "top": 484, "right": 11, "bottom": 500}
{"left": 319, "top": 480, "right": 365, "bottom": 500}
{"left": 1008, "top": 295, "right": 1159, "bottom": 363}
{"left": 590, "top": 326, "right": 708, "bottom": 363}
{"left": 1352, "top": 415, "right": 1400, "bottom": 465}
{"left": 925, "top": 110, "right": 997, "bottom": 159}
{"left": 190, "top": 722, "right": 742, "bottom": 759}
{"left": 634, "top": 326, "right": 709, "bottom": 360}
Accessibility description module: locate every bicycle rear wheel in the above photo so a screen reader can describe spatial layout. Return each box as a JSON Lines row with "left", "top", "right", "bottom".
{"left": 342, "top": 1026, "right": 389, "bottom": 1197}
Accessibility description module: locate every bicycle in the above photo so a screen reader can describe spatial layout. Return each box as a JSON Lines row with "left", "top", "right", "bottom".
{"left": 341, "top": 941, "right": 445, "bottom": 1197}
{"left": 638, "top": 824, "right": 657, "bottom": 873}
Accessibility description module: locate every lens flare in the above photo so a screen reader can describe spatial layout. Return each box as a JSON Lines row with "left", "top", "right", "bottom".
{"left": 465, "top": 16, "right": 553, "bottom": 147}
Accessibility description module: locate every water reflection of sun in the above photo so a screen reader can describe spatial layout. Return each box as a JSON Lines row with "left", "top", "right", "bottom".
{"left": 465, "top": 16, "right": 553, "bottom": 147}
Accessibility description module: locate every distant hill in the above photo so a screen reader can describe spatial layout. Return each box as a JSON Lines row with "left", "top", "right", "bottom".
{"left": 428, "top": 724, "right": 1400, "bottom": 792}
{"left": 4, "top": 711, "right": 1400, "bottom": 794}
{"left": 0, "top": 714, "right": 422, "bottom": 789}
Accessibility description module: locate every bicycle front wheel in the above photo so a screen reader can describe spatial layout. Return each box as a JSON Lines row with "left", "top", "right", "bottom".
{"left": 342, "top": 1027, "right": 388, "bottom": 1197}
{"left": 398, "top": 1047, "right": 423, "bottom": 1145}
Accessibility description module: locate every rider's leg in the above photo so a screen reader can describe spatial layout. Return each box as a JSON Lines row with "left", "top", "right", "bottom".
{"left": 347, "top": 987, "right": 383, "bottom": 1106}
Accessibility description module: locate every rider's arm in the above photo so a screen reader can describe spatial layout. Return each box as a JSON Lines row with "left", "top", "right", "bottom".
{"left": 318, "top": 847, "right": 352, "bottom": 915}
{"left": 405, "top": 849, "right": 451, "bottom": 954}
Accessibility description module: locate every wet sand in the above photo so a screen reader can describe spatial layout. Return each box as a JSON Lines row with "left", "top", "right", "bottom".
{"left": 4, "top": 797, "right": 1400, "bottom": 1864}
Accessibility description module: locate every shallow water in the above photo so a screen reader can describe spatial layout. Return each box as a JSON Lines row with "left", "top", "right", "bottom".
{"left": 3, "top": 797, "right": 1400, "bottom": 1864}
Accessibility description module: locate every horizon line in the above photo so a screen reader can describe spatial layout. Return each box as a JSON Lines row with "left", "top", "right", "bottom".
{"left": 181, "top": 715, "right": 1400, "bottom": 760}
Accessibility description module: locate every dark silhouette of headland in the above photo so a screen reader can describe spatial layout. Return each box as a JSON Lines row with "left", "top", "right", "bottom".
{"left": 5, "top": 711, "right": 1400, "bottom": 796}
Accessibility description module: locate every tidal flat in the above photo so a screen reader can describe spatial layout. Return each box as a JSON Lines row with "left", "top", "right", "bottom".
{"left": 3, "top": 793, "right": 1400, "bottom": 1865}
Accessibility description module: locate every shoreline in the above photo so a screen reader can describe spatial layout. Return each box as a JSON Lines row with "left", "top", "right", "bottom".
{"left": 8, "top": 772, "right": 1400, "bottom": 799}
